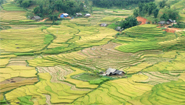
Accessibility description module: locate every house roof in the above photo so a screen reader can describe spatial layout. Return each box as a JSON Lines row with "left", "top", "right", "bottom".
{"left": 85, "top": 13, "right": 91, "bottom": 16}
{"left": 100, "top": 23, "right": 108, "bottom": 27}
{"left": 158, "top": 21, "right": 165, "bottom": 24}
{"left": 63, "top": 13, "right": 68, "bottom": 16}
{"left": 168, "top": 19, "right": 173, "bottom": 22}
{"left": 114, "top": 70, "right": 123, "bottom": 75}
{"left": 76, "top": 13, "right": 82, "bottom": 15}
{"left": 32, "top": 16, "right": 41, "bottom": 20}
{"left": 106, "top": 68, "right": 116, "bottom": 75}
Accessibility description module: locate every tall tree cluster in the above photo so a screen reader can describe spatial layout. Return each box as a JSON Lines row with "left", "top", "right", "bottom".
{"left": 160, "top": 8, "right": 180, "bottom": 21}
{"left": 0, "top": 0, "right": 6, "bottom": 5}
{"left": 15, "top": 0, "right": 85, "bottom": 17}
{"left": 120, "top": 16, "right": 138, "bottom": 29}
{"left": 133, "top": 2, "right": 159, "bottom": 18}
{"left": 91, "top": 0, "right": 155, "bottom": 8}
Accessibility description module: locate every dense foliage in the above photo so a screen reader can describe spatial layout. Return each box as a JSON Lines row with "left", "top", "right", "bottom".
{"left": 91, "top": 0, "right": 155, "bottom": 8}
{"left": 120, "top": 16, "right": 138, "bottom": 29}
{"left": 134, "top": 2, "right": 158, "bottom": 17}
{"left": 14, "top": 0, "right": 85, "bottom": 17}
{"left": 160, "top": 8, "right": 180, "bottom": 21}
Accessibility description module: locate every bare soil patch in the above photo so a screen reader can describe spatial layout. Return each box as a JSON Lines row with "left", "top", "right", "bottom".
{"left": 137, "top": 16, "right": 147, "bottom": 25}
{"left": 165, "top": 28, "right": 179, "bottom": 33}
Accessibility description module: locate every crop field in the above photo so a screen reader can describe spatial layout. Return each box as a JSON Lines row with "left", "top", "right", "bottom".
{"left": 2, "top": 3, "right": 25, "bottom": 11}
{"left": 0, "top": 28, "right": 51, "bottom": 53}
{"left": 1, "top": 1, "right": 185, "bottom": 104}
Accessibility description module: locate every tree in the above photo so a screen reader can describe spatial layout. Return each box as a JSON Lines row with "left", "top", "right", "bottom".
{"left": 153, "top": 8, "right": 159, "bottom": 18}
{"left": 120, "top": 16, "right": 138, "bottom": 29}
{"left": 79, "top": 3, "right": 84, "bottom": 11}
{"left": 21, "top": 0, "right": 31, "bottom": 8}
{"left": 160, "top": 13, "right": 169, "bottom": 21}
{"left": 49, "top": 14, "right": 58, "bottom": 24}
{"left": 148, "top": 2, "right": 157, "bottom": 15}
{"left": 143, "top": 3, "right": 149, "bottom": 14}
{"left": 159, "top": 0, "right": 167, "bottom": 8}
{"left": 133, "top": 9, "right": 139, "bottom": 17}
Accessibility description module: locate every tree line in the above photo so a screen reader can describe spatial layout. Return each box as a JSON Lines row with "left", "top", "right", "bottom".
{"left": 133, "top": 1, "right": 180, "bottom": 22}
{"left": 91, "top": 0, "right": 155, "bottom": 8}
{"left": 15, "top": 0, "right": 85, "bottom": 18}
{"left": 0, "top": 0, "right": 6, "bottom": 5}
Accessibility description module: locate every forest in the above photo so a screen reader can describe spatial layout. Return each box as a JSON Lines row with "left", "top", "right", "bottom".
{"left": 91, "top": 0, "right": 155, "bottom": 8}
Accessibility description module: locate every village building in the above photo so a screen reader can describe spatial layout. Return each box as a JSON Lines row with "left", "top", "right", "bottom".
{"left": 31, "top": 16, "right": 41, "bottom": 21}
{"left": 115, "top": 26, "right": 124, "bottom": 31}
{"left": 76, "top": 13, "right": 82, "bottom": 17}
{"left": 100, "top": 23, "right": 108, "bottom": 27}
{"left": 59, "top": 13, "right": 69, "bottom": 18}
{"left": 85, "top": 13, "right": 91, "bottom": 17}
{"left": 158, "top": 21, "right": 166, "bottom": 25}
{"left": 105, "top": 68, "right": 125, "bottom": 76}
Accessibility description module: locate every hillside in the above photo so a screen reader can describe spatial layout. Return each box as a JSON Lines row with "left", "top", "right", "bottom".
{"left": 0, "top": 0, "right": 185, "bottom": 105}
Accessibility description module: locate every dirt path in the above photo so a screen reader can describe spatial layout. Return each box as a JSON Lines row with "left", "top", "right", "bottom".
{"left": 137, "top": 16, "right": 147, "bottom": 25}
{"left": 43, "top": 94, "right": 51, "bottom": 105}
{"left": 165, "top": 28, "right": 179, "bottom": 33}
{"left": 39, "top": 18, "right": 48, "bottom": 22}
{"left": 37, "top": 66, "right": 91, "bottom": 91}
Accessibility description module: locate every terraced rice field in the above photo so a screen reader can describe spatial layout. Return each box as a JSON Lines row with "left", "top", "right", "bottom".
{"left": 0, "top": 28, "right": 50, "bottom": 53}
{"left": 1, "top": 4, "right": 185, "bottom": 105}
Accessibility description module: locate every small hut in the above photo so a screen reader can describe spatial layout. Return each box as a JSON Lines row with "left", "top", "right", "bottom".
{"left": 31, "top": 16, "right": 41, "bottom": 21}
{"left": 100, "top": 23, "right": 108, "bottom": 27}
{"left": 76, "top": 13, "right": 82, "bottom": 17}
{"left": 85, "top": 13, "right": 91, "bottom": 17}
{"left": 105, "top": 68, "right": 125, "bottom": 76}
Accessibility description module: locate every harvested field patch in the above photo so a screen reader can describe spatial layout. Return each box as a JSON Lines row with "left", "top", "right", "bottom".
{"left": 141, "top": 72, "right": 178, "bottom": 85}
{"left": 0, "top": 77, "right": 38, "bottom": 93}
{"left": 0, "top": 65, "right": 37, "bottom": 82}
{"left": 37, "top": 65, "right": 73, "bottom": 81}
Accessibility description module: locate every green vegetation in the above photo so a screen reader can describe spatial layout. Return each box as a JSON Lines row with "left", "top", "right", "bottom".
{"left": 117, "top": 42, "right": 162, "bottom": 53}
{"left": 14, "top": 53, "right": 35, "bottom": 56}
{"left": 92, "top": 0, "right": 154, "bottom": 8}
{"left": 44, "top": 34, "right": 54, "bottom": 44}
{"left": 120, "top": 16, "right": 138, "bottom": 29}
{"left": 71, "top": 73, "right": 101, "bottom": 81}
{"left": 129, "top": 80, "right": 185, "bottom": 105}
{"left": 17, "top": 96, "right": 33, "bottom": 105}
{"left": 2, "top": 3, "right": 25, "bottom": 11}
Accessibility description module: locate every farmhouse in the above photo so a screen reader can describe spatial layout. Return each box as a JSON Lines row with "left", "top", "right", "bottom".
{"left": 115, "top": 26, "right": 124, "bottom": 31}
{"left": 158, "top": 21, "right": 166, "bottom": 25}
{"left": 105, "top": 68, "right": 125, "bottom": 76}
{"left": 31, "top": 16, "right": 41, "bottom": 21}
{"left": 76, "top": 13, "right": 82, "bottom": 17}
{"left": 59, "top": 13, "right": 69, "bottom": 18}
{"left": 85, "top": 13, "right": 91, "bottom": 17}
{"left": 100, "top": 23, "right": 108, "bottom": 27}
